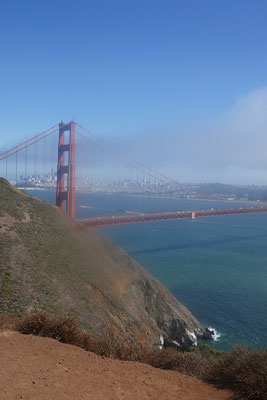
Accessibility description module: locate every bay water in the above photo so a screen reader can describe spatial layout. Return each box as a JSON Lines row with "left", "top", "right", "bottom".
{"left": 27, "top": 190, "right": 267, "bottom": 349}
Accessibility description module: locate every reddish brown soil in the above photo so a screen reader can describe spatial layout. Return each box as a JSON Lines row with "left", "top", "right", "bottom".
{"left": 0, "top": 331, "right": 232, "bottom": 400}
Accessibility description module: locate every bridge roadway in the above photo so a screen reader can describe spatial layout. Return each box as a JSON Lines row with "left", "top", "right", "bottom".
{"left": 75, "top": 205, "right": 267, "bottom": 229}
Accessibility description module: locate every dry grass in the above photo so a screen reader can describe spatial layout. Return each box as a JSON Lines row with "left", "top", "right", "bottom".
{"left": 2, "top": 312, "right": 267, "bottom": 400}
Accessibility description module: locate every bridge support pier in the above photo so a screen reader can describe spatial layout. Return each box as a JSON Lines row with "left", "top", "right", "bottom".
{"left": 56, "top": 121, "right": 76, "bottom": 219}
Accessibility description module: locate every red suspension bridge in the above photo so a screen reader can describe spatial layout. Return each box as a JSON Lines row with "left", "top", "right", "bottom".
{"left": 1, "top": 120, "right": 267, "bottom": 228}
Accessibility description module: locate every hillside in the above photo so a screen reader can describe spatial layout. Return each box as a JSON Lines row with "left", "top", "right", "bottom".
{"left": 0, "top": 178, "right": 211, "bottom": 348}
{"left": 0, "top": 331, "right": 232, "bottom": 400}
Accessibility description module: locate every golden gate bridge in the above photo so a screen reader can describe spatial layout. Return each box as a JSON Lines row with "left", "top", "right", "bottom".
{"left": 1, "top": 120, "right": 267, "bottom": 227}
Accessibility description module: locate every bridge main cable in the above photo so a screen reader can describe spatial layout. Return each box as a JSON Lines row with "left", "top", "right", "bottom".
{"left": 0, "top": 126, "right": 59, "bottom": 162}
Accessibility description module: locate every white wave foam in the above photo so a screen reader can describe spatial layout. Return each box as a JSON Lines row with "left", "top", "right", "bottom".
{"left": 186, "top": 329, "right": 197, "bottom": 346}
{"left": 208, "top": 327, "right": 221, "bottom": 342}
{"left": 159, "top": 334, "right": 164, "bottom": 350}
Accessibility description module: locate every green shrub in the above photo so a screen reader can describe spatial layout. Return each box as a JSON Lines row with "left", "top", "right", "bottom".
{"left": 187, "top": 343, "right": 223, "bottom": 357}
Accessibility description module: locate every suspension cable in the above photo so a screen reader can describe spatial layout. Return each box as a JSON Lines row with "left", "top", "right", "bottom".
{"left": 0, "top": 123, "right": 58, "bottom": 158}
{"left": 76, "top": 121, "right": 179, "bottom": 186}
{"left": 0, "top": 127, "right": 59, "bottom": 162}
{"left": 76, "top": 130, "right": 166, "bottom": 183}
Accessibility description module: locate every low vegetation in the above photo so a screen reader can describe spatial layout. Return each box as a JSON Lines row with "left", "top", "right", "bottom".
{"left": 1, "top": 312, "right": 266, "bottom": 400}
{"left": 0, "top": 313, "right": 17, "bottom": 331}
{"left": 205, "top": 346, "right": 267, "bottom": 400}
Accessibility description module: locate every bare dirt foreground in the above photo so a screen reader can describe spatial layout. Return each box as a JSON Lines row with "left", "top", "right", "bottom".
{"left": 0, "top": 331, "right": 232, "bottom": 400}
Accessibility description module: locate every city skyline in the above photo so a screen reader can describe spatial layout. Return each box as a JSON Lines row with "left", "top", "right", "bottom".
{"left": 1, "top": 1, "right": 267, "bottom": 184}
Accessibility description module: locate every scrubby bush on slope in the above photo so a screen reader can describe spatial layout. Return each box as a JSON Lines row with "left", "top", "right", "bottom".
{"left": 2, "top": 312, "right": 266, "bottom": 399}
{"left": 204, "top": 346, "right": 267, "bottom": 400}
{"left": 0, "top": 312, "right": 206, "bottom": 372}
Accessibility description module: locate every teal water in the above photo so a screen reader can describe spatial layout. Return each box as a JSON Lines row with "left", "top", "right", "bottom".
{"left": 26, "top": 190, "right": 267, "bottom": 349}
{"left": 103, "top": 215, "right": 267, "bottom": 349}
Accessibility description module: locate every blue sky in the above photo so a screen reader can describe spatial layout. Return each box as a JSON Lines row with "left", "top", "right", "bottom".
{"left": 1, "top": 0, "right": 267, "bottom": 184}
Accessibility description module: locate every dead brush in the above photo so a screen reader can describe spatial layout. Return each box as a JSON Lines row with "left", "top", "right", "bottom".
{"left": 99, "top": 324, "right": 207, "bottom": 377}
{"left": 204, "top": 345, "right": 267, "bottom": 400}
{"left": 0, "top": 313, "right": 18, "bottom": 331}
{"left": 141, "top": 347, "right": 206, "bottom": 378}
{"left": 99, "top": 323, "right": 147, "bottom": 361}
{"left": 5, "top": 312, "right": 267, "bottom": 400}
{"left": 17, "top": 313, "right": 82, "bottom": 343}
{"left": 14, "top": 313, "right": 209, "bottom": 378}
{"left": 16, "top": 312, "right": 117, "bottom": 357}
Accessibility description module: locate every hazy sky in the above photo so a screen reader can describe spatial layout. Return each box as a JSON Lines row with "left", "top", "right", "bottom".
{"left": 1, "top": 0, "right": 267, "bottom": 184}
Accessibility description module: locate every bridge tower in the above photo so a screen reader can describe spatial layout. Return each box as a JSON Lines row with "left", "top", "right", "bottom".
{"left": 56, "top": 121, "right": 76, "bottom": 218}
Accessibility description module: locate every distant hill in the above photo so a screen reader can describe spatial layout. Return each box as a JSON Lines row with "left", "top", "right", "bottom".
{"left": 0, "top": 178, "right": 211, "bottom": 348}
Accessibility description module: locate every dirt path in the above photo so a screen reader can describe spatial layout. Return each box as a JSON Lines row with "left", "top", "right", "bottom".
{"left": 0, "top": 331, "right": 232, "bottom": 400}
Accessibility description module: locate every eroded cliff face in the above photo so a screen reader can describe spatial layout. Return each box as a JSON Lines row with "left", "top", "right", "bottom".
{"left": 0, "top": 178, "right": 211, "bottom": 348}
{"left": 86, "top": 232, "right": 212, "bottom": 348}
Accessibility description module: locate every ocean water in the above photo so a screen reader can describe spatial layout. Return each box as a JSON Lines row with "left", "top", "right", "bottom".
{"left": 27, "top": 190, "right": 267, "bottom": 349}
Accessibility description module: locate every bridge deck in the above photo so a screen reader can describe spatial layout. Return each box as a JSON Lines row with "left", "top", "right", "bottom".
{"left": 75, "top": 206, "right": 267, "bottom": 229}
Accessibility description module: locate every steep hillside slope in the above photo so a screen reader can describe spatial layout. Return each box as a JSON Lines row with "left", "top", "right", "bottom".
{"left": 0, "top": 178, "right": 211, "bottom": 347}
